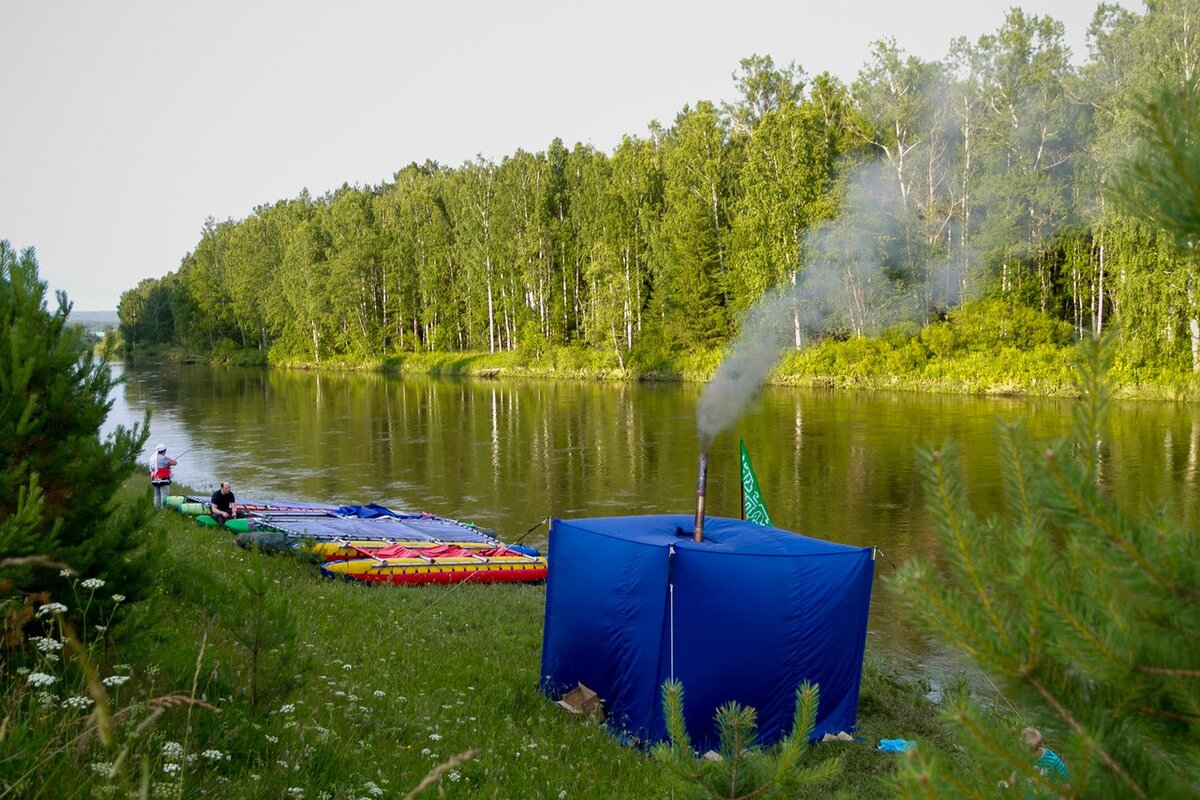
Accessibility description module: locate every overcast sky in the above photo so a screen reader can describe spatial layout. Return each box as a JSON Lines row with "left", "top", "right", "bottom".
{"left": 1, "top": 0, "right": 1135, "bottom": 311}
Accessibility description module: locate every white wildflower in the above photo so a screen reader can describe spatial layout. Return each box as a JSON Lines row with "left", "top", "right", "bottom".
{"left": 287, "top": 789, "right": 305, "bottom": 799}
{"left": 250, "top": 775, "right": 261, "bottom": 781}
{"left": 347, "top": 694, "right": 358, "bottom": 702}
{"left": 113, "top": 663, "right": 132, "bottom": 672}
{"left": 278, "top": 703, "right": 296, "bottom": 714}
{"left": 429, "top": 733, "right": 442, "bottom": 742}
{"left": 27, "top": 672, "right": 57, "bottom": 687}
{"left": 558, "top": 791, "right": 568, "bottom": 799}
{"left": 265, "top": 734, "right": 279, "bottom": 744}
{"left": 36, "top": 690, "right": 55, "bottom": 706}
{"left": 162, "top": 741, "right": 184, "bottom": 759}
{"left": 101, "top": 675, "right": 130, "bottom": 687}
{"left": 372, "top": 689, "right": 385, "bottom": 698}
{"left": 81, "top": 578, "right": 106, "bottom": 589}
{"left": 201, "top": 749, "right": 224, "bottom": 760}
{"left": 111, "top": 594, "right": 126, "bottom": 603}
{"left": 162, "top": 762, "right": 181, "bottom": 775}
{"left": 363, "top": 782, "right": 384, "bottom": 797}
{"left": 60, "top": 569, "right": 73, "bottom": 577}
{"left": 448, "top": 771, "right": 461, "bottom": 783}
{"left": 342, "top": 663, "right": 353, "bottom": 670}
{"left": 420, "top": 748, "right": 431, "bottom": 757}
{"left": 94, "top": 625, "right": 107, "bottom": 633}
{"left": 62, "top": 695, "right": 94, "bottom": 710}
{"left": 32, "top": 636, "right": 63, "bottom": 654}
{"left": 36, "top": 602, "right": 67, "bottom": 617}
{"left": 89, "top": 762, "right": 113, "bottom": 775}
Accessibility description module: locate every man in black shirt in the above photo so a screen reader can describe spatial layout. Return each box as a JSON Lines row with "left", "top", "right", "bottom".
{"left": 210, "top": 481, "right": 240, "bottom": 525}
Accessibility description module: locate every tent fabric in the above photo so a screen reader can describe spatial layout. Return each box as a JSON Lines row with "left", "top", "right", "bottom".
{"left": 540, "top": 515, "right": 874, "bottom": 750}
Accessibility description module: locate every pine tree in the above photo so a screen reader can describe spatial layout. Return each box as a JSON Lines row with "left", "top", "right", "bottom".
{"left": 0, "top": 242, "right": 151, "bottom": 606}
{"left": 1113, "top": 80, "right": 1200, "bottom": 248}
{"left": 891, "top": 335, "right": 1200, "bottom": 798}
{"left": 652, "top": 679, "right": 841, "bottom": 799}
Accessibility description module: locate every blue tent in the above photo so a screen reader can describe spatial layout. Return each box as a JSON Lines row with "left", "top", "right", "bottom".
{"left": 540, "top": 514, "right": 874, "bottom": 750}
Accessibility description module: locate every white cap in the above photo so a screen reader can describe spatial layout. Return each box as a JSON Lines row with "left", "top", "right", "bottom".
{"left": 155, "top": 443, "right": 167, "bottom": 452}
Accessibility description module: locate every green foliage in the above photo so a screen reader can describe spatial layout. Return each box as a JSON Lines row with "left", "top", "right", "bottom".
{"left": 946, "top": 299, "right": 1075, "bottom": 351}
{"left": 3, "top": 476, "right": 973, "bottom": 799}
{"left": 0, "top": 569, "right": 161, "bottom": 798}
{"left": 115, "top": 4, "right": 1200, "bottom": 387}
{"left": 652, "top": 678, "right": 841, "bottom": 800}
{"left": 229, "top": 556, "right": 309, "bottom": 716}
{"left": 891, "top": 335, "right": 1200, "bottom": 798}
{"left": 0, "top": 242, "right": 152, "bottom": 604}
{"left": 1113, "top": 81, "right": 1200, "bottom": 246}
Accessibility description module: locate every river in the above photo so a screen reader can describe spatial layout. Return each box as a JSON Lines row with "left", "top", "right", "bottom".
{"left": 104, "top": 362, "right": 1200, "bottom": 677}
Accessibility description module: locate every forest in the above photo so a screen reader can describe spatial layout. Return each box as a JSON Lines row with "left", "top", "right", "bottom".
{"left": 118, "top": 2, "right": 1200, "bottom": 385}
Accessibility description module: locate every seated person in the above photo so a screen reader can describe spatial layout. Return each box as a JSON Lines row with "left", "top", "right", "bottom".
{"left": 1024, "top": 727, "right": 1067, "bottom": 782}
{"left": 210, "top": 482, "right": 240, "bottom": 525}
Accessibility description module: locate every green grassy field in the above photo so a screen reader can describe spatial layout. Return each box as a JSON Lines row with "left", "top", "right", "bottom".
{"left": 2, "top": 482, "right": 967, "bottom": 799}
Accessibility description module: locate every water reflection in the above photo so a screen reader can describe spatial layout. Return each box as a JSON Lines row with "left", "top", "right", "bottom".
{"left": 105, "top": 363, "right": 1200, "bottom": 672}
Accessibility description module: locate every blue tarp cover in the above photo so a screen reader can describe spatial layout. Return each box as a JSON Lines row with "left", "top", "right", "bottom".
{"left": 540, "top": 514, "right": 874, "bottom": 750}
{"left": 260, "top": 515, "right": 496, "bottom": 544}
{"left": 335, "top": 503, "right": 426, "bottom": 519}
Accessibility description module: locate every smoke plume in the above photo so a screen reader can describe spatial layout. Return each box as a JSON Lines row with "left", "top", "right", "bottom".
{"left": 696, "top": 161, "right": 966, "bottom": 448}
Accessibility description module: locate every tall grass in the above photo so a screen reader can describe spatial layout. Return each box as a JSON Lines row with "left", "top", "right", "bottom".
{"left": 1, "top": 480, "right": 968, "bottom": 798}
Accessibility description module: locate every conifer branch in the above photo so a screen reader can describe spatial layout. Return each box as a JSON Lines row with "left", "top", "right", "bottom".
{"left": 1044, "top": 451, "right": 1166, "bottom": 588}
{"left": 1136, "top": 666, "right": 1200, "bottom": 678}
{"left": 1027, "top": 676, "right": 1147, "bottom": 799}
{"left": 926, "top": 446, "right": 1013, "bottom": 651}
{"left": 998, "top": 420, "right": 1039, "bottom": 534}
{"left": 1135, "top": 706, "right": 1196, "bottom": 723}
{"left": 904, "top": 568, "right": 990, "bottom": 660}
{"left": 1029, "top": 580, "right": 1124, "bottom": 669}
{"left": 950, "top": 709, "right": 1029, "bottom": 799}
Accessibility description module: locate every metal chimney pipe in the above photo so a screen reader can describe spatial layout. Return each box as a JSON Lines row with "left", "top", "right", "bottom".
{"left": 693, "top": 451, "right": 709, "bottom": 542}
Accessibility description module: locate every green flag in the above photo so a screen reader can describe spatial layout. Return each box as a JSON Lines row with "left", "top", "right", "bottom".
{"left": 740, "top": 439, "right": 772, "bottom": 526}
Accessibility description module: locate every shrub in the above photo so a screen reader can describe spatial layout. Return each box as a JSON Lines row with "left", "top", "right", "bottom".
{"left": 948, "top": 299, "right": 1074, "bottom": 352}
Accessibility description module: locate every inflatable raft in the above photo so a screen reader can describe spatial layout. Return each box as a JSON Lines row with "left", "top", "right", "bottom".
{"left": 166, "top": 494, "right": 545, "bottom": 586}
{"left": 321, "top": 543, "right": 547, "bottom": 585}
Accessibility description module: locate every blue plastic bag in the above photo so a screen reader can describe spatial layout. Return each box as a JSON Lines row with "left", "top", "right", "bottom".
{"left": 877, "top": 738, "right": 916, "bottom": 753}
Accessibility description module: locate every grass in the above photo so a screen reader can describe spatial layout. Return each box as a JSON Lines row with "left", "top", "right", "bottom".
{"left": 1, "top": 480, "right": 969, "bottom": 799}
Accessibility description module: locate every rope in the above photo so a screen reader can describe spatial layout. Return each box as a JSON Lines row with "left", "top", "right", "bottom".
{"left": 875, "top": 548, "right": 898, "bottom": 571}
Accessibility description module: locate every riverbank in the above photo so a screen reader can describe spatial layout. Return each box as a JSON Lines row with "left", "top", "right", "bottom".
{"left": 5, "top": 479, "right": 969, "bottom": 799}
{"left": 285, "top": 344, "right": 1198, "bottom": 401}
{"left": 138, "top": 303, "right": 1200, "bottom": 401}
